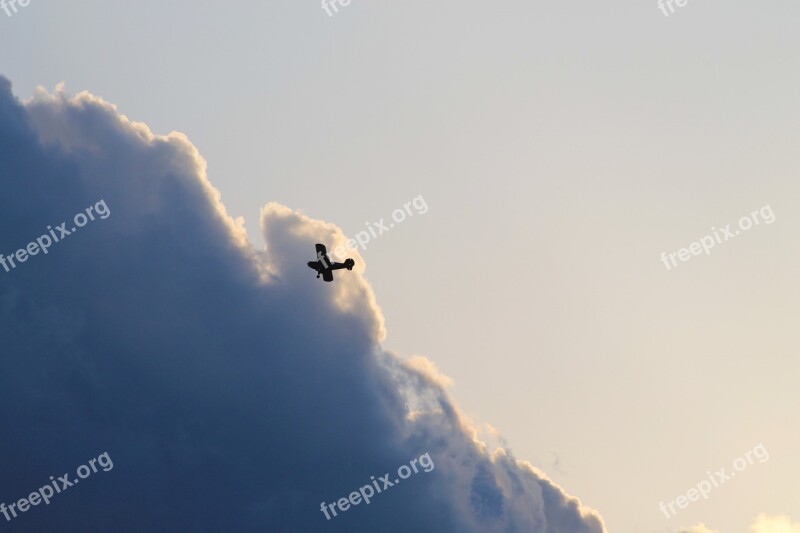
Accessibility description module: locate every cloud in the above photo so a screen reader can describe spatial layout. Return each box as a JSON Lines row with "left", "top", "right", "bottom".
{"left": 0, "top": 77, "right": 606, "bottom": 532}
{"left": 751, "top": 515, "right": 800, "bottom": 533}
{"left": 679, "top": 515, "right": 800, "bottom": 533}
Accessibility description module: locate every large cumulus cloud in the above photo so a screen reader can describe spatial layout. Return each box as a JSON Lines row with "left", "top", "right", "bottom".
{"left": 0, "top": 77, "right": 606, "bottom": 532}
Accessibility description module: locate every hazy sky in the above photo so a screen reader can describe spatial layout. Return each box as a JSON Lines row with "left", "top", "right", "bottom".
{"left": 2, "top": 1, "right": 799, "bottom": 531}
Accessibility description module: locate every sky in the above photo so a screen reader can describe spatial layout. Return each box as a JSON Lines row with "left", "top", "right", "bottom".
{"left": 1, "top": 1, "right": 799, "bottom": 531}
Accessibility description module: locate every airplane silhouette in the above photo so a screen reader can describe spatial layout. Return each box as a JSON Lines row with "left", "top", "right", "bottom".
{"left": 307, "top": 243, "right": 355, "bottom": 282}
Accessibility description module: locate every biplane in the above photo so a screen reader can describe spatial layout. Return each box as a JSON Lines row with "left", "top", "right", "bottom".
{"left": 306, "top": 244, "right": 355, "bottom": 282}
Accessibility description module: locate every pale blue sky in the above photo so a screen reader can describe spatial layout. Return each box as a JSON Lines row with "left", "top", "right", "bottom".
{"left": 3, "top": 1, "right": 799, "bottom": 530}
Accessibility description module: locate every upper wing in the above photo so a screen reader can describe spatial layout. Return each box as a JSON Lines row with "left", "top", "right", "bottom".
{"left": 315, "top": 243, "right": 331, "bottom": 267}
